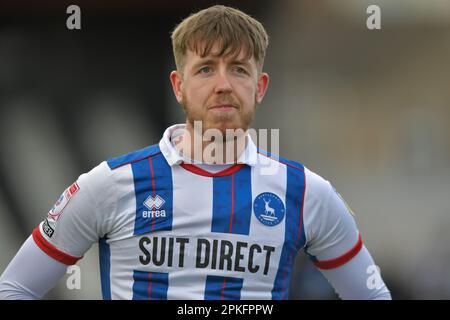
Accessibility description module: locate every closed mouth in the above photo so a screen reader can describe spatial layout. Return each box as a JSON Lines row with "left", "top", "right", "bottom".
{"left": 209, "top": 104, "right": 238, "bottom": 110}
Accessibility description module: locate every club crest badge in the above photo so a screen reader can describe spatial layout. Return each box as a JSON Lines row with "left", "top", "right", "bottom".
{"left": 253, "top": 192, "right": 285, "bottom": 226}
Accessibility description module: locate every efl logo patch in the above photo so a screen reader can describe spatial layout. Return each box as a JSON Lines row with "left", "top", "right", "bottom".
{"left": 47, "top": 182, "right": 80, "bottom": 222}
{"left": 43, "top": 218, "right": 55, "bottom": 238}
{"left": 253, "top": 192, "right": 285, "bottom": 226}
{"left": 332, "top": 186, "right": 355, "bottom": 217}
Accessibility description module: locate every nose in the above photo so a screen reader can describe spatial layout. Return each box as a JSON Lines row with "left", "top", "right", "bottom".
{"left": 214, "top": 69, "right": 233, "bottom": 94}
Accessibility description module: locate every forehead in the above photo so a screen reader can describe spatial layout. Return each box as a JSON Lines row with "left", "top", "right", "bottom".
{"left": 185, "top": 41, "right": 255, "bottom": 66}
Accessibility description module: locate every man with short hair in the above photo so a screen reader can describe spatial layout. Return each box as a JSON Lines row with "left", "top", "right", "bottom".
{"left": 0, "top": 5, "right": 391, "bottom": 300}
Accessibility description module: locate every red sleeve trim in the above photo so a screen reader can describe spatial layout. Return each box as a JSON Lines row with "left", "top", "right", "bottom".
{"left": 32, "top": 227, "right": 82, "bottom": 265}
{"left": 313, "top": 233, "right": 363, "bottom": 270}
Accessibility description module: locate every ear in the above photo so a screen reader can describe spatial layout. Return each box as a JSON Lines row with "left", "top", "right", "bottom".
{"left": 170, "top": 70, "right": 183, "bottom": 104}
{"left": 256, "top": 72, "right": 269, "bottom": 104}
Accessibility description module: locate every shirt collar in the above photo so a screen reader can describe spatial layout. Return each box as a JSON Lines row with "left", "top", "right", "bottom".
{"left": 159, "top": 123, "right": 258, "bottom": 167}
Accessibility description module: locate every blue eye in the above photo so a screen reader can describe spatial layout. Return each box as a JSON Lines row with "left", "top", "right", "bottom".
{"left": 199, "top": 66, "right": 211, "bottom": 74}
{"left": 235, "top": 67, "right": 248, "bottom": 74}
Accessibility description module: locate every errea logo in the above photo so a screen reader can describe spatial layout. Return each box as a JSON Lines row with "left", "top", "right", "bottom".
{"left": 143, "top": 195, "right": 166, "bottom": 219}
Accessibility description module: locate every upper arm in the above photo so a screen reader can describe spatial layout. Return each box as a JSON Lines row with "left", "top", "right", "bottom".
{"left": 33, "top": 161, "right": 116, "bottom": 264}
{"left": 301, "top": 168, "right": 391, "bottom": 299}
{"left": 303, "top": 168, "right": 361, "bottom": 267}
{"left": 0, "top": 161, "right": 116, "bottom": 299}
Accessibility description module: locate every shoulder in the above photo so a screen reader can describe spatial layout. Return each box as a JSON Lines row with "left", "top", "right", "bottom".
{"left": 303, "top": 167, "right": 333, "bottom": 204}
{"left": 106, "top": 144, "right": 161, "bottom": 170}
{"left": 77, "top": 144, "right": 161, "bottom": 207}
{"left": 257, "top": 148, "right": 332, "bottom": 198}
{"left": 78, "top": 161, "right": 111, "bottom": 193}
{"left": 256, "top": 148, "right": 305, "bottom": 173}
{"left": 78, "top": 144, "right": 162, "bottom": 205}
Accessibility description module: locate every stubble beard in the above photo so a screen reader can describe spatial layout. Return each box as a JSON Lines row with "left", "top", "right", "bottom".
{"left": 180, "top": 90, "right": 257, "bottom": 140}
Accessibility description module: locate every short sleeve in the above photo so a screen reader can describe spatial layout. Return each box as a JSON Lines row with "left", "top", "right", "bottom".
{"left": 32, "top": 161, "right": 116, "bottom": 265}
{"left": 302, "top": 167, "right": 363, "bottom": 270}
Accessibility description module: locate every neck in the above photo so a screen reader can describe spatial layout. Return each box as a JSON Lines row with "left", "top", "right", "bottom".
{"left": 175, "top": 121, "right": 248, "bottom": 164}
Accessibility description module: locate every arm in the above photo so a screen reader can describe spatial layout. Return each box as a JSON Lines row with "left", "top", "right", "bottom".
{"left": 319, "top": 244, "right": 391, "bottom": 300}
{"left": 0, "top": 236, "right": 67, "bottom": 300}
{"left": 0, "top": 161, "right": 113, "bottom": 300}
{"left": 302, "top": 167, "right": 391, "bottom": 300}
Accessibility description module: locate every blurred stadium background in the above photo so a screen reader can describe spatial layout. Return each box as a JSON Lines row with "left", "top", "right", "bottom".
{"left": 1, "top": 0, "right": 449, "bottom": 299}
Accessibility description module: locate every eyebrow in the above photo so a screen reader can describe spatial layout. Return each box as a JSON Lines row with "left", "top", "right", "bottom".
{"left": 191, "top": 59, "right": 216, "bottom": 70}
{"left": 191, "top": 57, "right": 251, "bottom": 70}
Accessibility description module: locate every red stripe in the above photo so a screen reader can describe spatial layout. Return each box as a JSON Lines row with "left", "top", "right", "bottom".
{"left": 148, "top": 157, "right": 156, "bottom": 232}
{"left": 221, "top": 277, "right": 227, "bottom": 300}
{"left": 229, "top": 174, "right": 235, "bottom": 233}
{"left": 180, "top": 163, "right": 244, "bottom": 177}
{"left": 32, "top": 227, "right": 81, "bottom": 265}
{"left": 313, "top": 233, "right": 364, "bottom": 270}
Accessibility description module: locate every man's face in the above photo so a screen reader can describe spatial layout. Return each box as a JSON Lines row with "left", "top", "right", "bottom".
{"left": 170, "top": 43, "right": 269, "bottom": 136}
